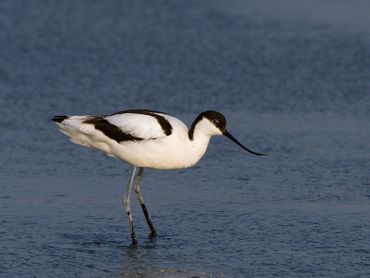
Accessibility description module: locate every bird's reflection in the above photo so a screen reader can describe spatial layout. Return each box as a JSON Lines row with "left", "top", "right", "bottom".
{"left": 118, "top": 239, "right": 212, "bottom": 277}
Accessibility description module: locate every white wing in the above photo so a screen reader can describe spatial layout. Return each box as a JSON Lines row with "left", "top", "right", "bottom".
{"left": 105, "top": 111, "right": 170, "bottom": 140}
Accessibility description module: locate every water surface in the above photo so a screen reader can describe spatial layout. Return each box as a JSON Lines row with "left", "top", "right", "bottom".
{"left": 1, "top": 0, "right": 369, "bottom": 277}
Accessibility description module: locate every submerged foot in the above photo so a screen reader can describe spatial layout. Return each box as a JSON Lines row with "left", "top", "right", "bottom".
{"left": 149, "top": 230, "right": 157, "bottom": 240}
{"left": 131, "top": 233, "right": 138, "bottom": 245}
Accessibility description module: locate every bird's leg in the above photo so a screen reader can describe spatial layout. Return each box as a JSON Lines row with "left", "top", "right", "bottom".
{"left": 124, "top": 166, "right": 138, "bottom": 244}
{"left": 134, "top": 167, "right": 157, "bottom": 239}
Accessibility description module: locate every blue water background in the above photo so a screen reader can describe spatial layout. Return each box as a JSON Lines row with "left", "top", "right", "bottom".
{"left": 1, "top": 0, "right": 369, "bottom": 277}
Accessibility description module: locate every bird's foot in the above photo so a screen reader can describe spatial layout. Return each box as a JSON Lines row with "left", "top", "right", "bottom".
{"left": 131, "top": 233, "right": 138, "bottom": 245}
{"left": 149, "top": 230, "right": 157, "bottom": 240}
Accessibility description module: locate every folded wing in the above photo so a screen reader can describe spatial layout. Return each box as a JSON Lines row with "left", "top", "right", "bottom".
{"left": 103, "top": 112, "right": 170, "bottom": 142}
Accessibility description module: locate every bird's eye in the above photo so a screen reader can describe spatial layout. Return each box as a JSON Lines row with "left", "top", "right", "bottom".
{"left": 213, "top": 119, "right": 219, "bottom": 124}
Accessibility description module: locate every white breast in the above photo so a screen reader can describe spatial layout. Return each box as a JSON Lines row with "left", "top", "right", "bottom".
{"left": 111, "top": 115, "right": 210, "bottom": 169}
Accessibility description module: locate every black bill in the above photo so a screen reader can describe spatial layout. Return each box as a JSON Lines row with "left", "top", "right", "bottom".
{"left": 223, "top": 130, "right": 267, "bottom": 156}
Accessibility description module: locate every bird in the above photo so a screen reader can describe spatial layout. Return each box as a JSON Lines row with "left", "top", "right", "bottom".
{"left": 52, "top": 109, "right": 266, "bottom": 244}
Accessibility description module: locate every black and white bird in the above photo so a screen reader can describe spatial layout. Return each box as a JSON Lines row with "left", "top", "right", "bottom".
{"left": 52, "top": 109, "right": 266, "bottom": 244}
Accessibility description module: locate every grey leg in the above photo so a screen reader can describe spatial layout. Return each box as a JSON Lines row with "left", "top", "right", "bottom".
{"left": 124, "top": 166, "right": 138, "bottom": 244}
{"left": 134, "top": 167, "right": 157, "bottom": 238}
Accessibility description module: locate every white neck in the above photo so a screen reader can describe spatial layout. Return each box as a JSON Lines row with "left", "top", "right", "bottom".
{"left": 181, "top": 118, "right": 220, "bottom": 168}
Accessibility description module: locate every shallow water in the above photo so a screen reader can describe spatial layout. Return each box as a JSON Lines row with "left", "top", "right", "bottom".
{"left": 1, "top": 0, "right": 370, "bottom": 277}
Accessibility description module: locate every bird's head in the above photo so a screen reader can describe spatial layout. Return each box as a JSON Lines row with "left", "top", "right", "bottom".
{"left": 190, "top": 110, "right": 267, "bottom": 156}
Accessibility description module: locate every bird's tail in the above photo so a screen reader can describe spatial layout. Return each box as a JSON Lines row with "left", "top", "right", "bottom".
{"left": 51, "top": 115, "right": 96, "bottom": 147}
{"left": 52, "top": 115, "right": 68, "bottom": 123}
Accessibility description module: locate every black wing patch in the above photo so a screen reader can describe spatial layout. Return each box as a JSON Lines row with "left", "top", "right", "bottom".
{"left": 112, "top": 109, "right": 173, "bottom": 136}
{"left": 84, "top": 117, "right": 143, "bottom": 143}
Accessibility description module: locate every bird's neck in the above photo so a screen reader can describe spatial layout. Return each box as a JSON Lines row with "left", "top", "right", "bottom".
{"left": 187, "top": 117, "right": 214, "bottom": 151}
{"left": 182, "top": 122, "right": 212, "bottom": 167}
{"left": 188, "top": 114, "right": 204, "bottom": 140}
